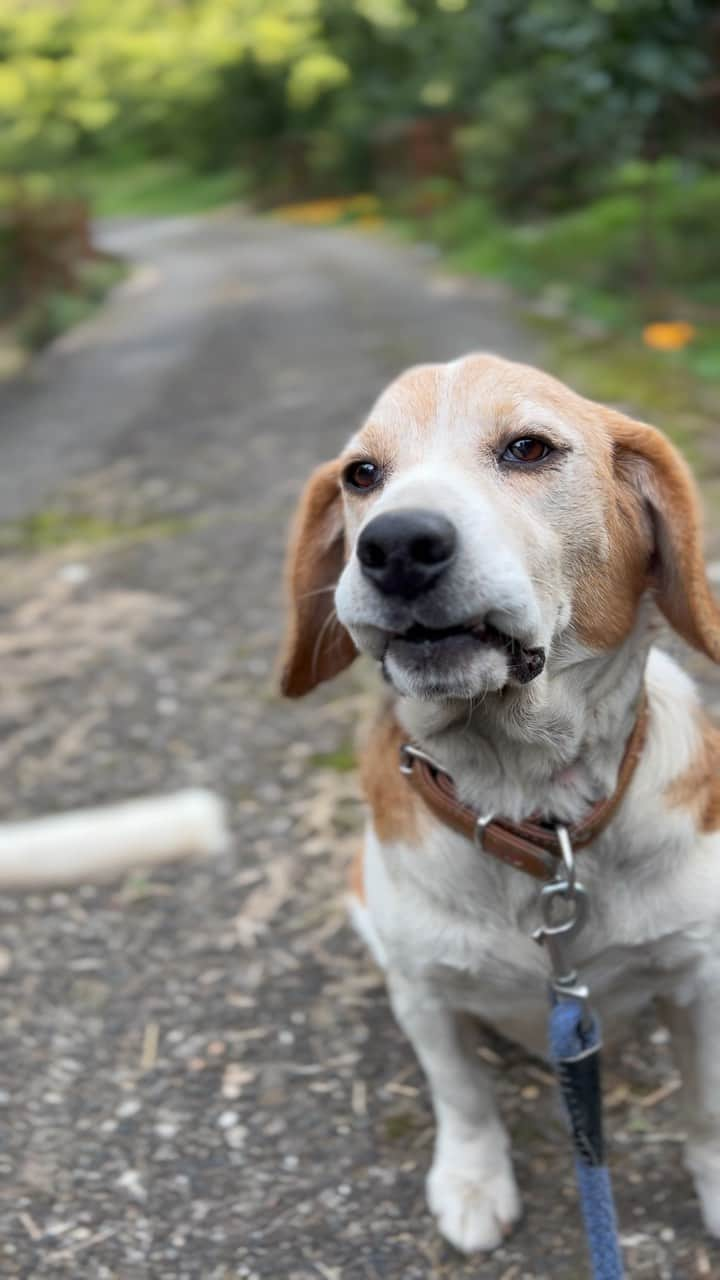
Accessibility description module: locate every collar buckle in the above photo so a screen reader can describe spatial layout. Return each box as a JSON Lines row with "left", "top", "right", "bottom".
{"left": 473, "top": 811, "right": 496, "bottom": 850}
{"left": 399, "top": 742, "right": 441, "bottom": 776}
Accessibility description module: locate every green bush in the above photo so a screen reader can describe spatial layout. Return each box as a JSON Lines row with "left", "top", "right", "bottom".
{"left": 424, "top": 162, "right": 720, "bottom": 322}
{"left": 0, "top": 0, "right": 718, "bottom": 355}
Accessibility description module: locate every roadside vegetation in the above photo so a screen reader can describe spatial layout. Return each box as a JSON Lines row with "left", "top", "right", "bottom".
{"left": 66, "top": 160, "right": 248, "bottom": 220}
{"left": 392, "top": 162, "right": 720, "bottom": 457}
{"left": 2, "top": 0, "right": 718, "bottom": 409}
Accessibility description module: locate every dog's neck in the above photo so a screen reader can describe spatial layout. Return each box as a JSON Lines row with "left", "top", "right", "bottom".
{"left": 395, "top": 612, "right": 654, "bottom": 826}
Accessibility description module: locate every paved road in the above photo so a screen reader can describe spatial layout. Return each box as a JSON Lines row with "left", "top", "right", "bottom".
{"left": 0, "top": 213, "right": 715, "bottom": 1279}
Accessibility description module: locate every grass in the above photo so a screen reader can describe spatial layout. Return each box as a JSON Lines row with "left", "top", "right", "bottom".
{"left": 0, "top": 508, "right": 193, "bottom": 553}
{"left": 416, "top": 165, "right": 720, "bottom": 326}
{"left": 384, "top": 1111, "right": 419, "bottom": 1142}
{"left": 67, "top": 159, "right": 248, "bottom": 218}
{"left": 311, "top": 744, "right": 356, "bottom": 773}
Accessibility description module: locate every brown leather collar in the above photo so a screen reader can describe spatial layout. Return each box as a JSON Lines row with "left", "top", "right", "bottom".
{"left": 399, "top": 691, "right": 649, "bottom": 881}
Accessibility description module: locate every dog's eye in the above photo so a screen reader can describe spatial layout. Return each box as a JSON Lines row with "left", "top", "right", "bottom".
{"left": 343, "top": 460, "right": 383, "bottom": 492}
{"left": 501, "top": 437, "right": 553, "bottom": 465}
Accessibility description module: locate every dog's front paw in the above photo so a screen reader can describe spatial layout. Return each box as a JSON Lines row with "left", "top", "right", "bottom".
{"left": 427, "top": 1143, "right": 521, "bottom": 1254}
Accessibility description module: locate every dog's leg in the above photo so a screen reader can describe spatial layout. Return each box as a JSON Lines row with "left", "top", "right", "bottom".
{"left": 388, "top": 974, "right": 521, "bottom": 1253}
{"left": 660, "top": 982, "right": 720, "bottom": 1237}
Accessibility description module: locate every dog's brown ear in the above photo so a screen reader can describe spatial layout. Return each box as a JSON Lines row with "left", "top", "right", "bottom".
{"left": 279, "top": 460, "right": 357, "bottom": 697}
{"left": 611, "top": 412, "right": 720, "bottom": 662}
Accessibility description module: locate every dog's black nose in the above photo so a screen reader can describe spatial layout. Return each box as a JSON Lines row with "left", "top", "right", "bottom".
{"left": 357, "top": 509, "right": 457, "bottom": 599}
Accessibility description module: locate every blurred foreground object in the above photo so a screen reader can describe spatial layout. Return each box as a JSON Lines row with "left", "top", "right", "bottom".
{"left": 0, "top": 789, "right": 228, "bottom": 890}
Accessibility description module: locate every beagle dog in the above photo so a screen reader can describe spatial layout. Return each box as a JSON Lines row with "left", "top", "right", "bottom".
{"left": 280, "top": 353, "right": 720, "bottom": 1254}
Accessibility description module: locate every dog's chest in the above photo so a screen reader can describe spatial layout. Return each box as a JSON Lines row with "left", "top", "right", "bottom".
{"left": 420, "top": 906, "right": 712, "bottom": 1044}
{"left": 425, "top": 925, "right": 711, "bottom": 1052}
{"left": 367, "top": 826, "right": 718, "bottom": 1054}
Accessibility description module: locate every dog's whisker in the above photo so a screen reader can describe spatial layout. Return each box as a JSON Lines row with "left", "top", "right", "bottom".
{"left": 297, "top": 584, "right": 337, "bottom": 602}
{"left": 310, "top": 608, "right": 342, "bottom": 681}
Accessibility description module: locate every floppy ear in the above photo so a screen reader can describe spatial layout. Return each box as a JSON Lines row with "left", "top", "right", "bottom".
{"left": 611, "top": 412, "right": 720, "bottom": 662}
{"left": 279, "top": 460, "right": 357, "bottom": 697}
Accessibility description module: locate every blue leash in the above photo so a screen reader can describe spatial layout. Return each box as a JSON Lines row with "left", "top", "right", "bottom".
{"left": 549, "top": 997, "right": 625, "bottom": 1280}
{"left": 533, "top": 826, "right": 625, "bottom": 1280}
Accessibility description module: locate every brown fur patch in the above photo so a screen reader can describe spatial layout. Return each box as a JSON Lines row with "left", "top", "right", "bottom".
{"left": 279, "top": 459, "right": 357, "bottom": 697}
{"left": 359, "top": 712, "right": 422, "bottom": 845}
{"left": 571, "top": 439, "right": 652, "bottom": 650}
{"left": 571, "top": 404, "right": 720, "bottom": 659}
{"left": 608, "top": 411, "right": 720, "bottom": 663}
{"left": 666, "top": 716, "right": 720, "bottom": 833}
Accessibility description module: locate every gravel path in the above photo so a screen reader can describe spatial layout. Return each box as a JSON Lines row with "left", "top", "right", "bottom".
{"left": 0, "top": 212, "right": 717, "bottom": 1279}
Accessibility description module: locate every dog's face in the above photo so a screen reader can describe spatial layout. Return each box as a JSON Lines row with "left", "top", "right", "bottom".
{"left": 281, "top": 354, "right": 720, "bottom": 700}
{"left": 333, "top": 355, "right": 629, "bottom": 700}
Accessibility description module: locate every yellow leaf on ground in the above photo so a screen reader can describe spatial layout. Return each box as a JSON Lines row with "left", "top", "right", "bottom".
{"left": 643, "top": 321, "right": 696, "bottom": 351}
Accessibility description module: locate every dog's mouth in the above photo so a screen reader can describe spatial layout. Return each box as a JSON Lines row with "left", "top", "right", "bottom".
{"left": 400, "top": 620, "right": 503, "bottom": 646}
{"left": 386, "top": 619, "right": 545, "bottom": 685}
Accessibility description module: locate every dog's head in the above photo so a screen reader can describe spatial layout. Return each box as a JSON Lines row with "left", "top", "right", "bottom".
{"left": 280, "top": 353, "right": 720, "bottom": 701}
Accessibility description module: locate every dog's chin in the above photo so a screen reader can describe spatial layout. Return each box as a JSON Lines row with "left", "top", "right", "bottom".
{"left": 383, "top": 631, "right": 510, "bottom": 701}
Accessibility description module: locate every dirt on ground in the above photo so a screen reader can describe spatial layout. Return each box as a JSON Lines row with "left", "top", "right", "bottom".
{"left": 0, "top": 213, "right": 718, "bottom": 1279}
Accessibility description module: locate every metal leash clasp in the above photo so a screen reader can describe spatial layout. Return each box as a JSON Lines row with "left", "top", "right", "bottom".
{"left": 533, "top": 824, "right": 590, "bottom": 1015}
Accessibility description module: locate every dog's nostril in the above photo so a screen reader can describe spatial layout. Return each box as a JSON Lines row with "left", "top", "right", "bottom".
{"left": 357, "top": 538, "right": 387, "bottom": 569}
{"left": 410, "top": 533, "right": 453, "bottom": 566}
